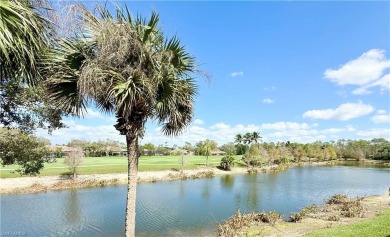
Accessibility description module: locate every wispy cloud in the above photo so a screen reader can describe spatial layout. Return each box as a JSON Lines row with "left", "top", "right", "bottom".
{"left": 371, "top": 110, "right": 390, "bottom": 124}
{"left": 302, "top": 102, "right": 374, "bottom": 121}
{"left": 324, "top": 49, "right": 390, "bottom": 94}
{"left": 262, "top": 98, "right": 274, "bottom": 104}
{"left": 193, "top": 119, "right": 204, "bottom": 125}
{"left": 230, "top": 71, "right": 244, "bottom": 77}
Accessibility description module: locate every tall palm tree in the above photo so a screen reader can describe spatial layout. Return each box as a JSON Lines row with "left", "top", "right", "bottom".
{"left": 235, "top": 133, "right": 243, "bottom": 146}
{"left": 244, "top": 132, "right": 253, "bottom": 144}
{"left": 252, "top": 131, "right": 262, "bottom": 144}
{"left": 46, "top": 5, "right": 197, "bottom": 236}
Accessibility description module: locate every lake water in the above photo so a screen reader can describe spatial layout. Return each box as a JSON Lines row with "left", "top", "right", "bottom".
{"left": 1, "top": 164, "right": 389, "bottom": 236}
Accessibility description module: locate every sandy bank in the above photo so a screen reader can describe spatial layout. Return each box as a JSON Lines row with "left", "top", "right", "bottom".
{"left": 0, "top": 167, "right": 250, "bottom": 194}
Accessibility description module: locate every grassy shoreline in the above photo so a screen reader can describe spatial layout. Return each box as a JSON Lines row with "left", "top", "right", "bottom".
{"left": 218, "top": 194, "right": 390, "bottom": 237}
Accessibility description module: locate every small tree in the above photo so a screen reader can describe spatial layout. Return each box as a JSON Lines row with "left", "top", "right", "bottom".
{"left": 220, "top": 155, "right": 235, "bottom": 171}
{"left": 64, "top": 149, "right": 84, "bottom": 179}
{"left": 0, "top": 130, "right": 50, "bottom": 175}
{"left": 243, "top": 144, "right": 261, "bottom": 169}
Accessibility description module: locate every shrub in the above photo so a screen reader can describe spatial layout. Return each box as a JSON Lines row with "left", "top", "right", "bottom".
{"left": 288, "top": 212, "right": 304, "bottom": 222}
{"left": 301, "top": 204, "right": 319, "bottom": 215}
{"left": 328, "top": 215, "right": 341, "bottom": 221}
{"left": 220, "top": 155, "right": 235, "bottom": 171}
{"left": 217, "top": 211, "right": 254, "bottom": 237}
{"left": 256, "top": 211, "right": 282, "bottom": 225}
{"left": 326, "top": 194, "right": 349, "bottom": 204}
{"left": 341, "top": 199, "right": 364, "bottom": 217}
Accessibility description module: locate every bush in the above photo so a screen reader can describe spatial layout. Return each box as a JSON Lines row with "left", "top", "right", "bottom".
{"left": 288, "top": 212, "right": 304, "bottom": 222}
{"left": 301, "top": 204, "right": 319, "bottom": 215}
{"left": 217, "top": 211, "right": 254, "bottom": 237}
{"left": 328, "top": 215, "right": 341, "bottom": 221}
{"left": 220, "top": 155, "right": 235, "bottom": 171}
{"left": 326, "top": 194, "right": 349, "bottom": 204}
{"left": 341, "top": 200, "right": 364, "bottom": 217}
{"left": 256, "top": 211, "right": 282, "bottom": 225}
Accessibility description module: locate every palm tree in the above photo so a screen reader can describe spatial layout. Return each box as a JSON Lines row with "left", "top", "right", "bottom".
{"left": 235, "top": 133, "right": 243, "bottom": 146}
{"left": 244, "top": 132, "right": 253, "bottom": 144}
{"left": 0, "top": 0, "right": 52, "bottom": 85}
{"left": 46, "top": 5, "right": 197, "bottom": 237}
{"left": 252, "top": 131, "right": 262, "bottom": 144}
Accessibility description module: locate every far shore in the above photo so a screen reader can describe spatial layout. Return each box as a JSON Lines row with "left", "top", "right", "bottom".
{"left": 0, "top": 166, "right": 250, "bottom": 194}
{"left": 1, "top": 160, "right": 388, "bottom": 195}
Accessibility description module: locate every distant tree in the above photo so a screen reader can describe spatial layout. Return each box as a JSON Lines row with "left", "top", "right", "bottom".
{"left": 64, "top": 149, "right": 84, "bottom": 179}
{"left": 235, "top": 134, "right": 243, "bottom": 146}
{"left": 243, "top": 144, "right": 261, "bottom": 169}
{"left": 252, "top": 131, "right": 262, "bottom": 144}
{"left": 220, "top": 142, "right": 236, "bottom": 155}
{"left": 182, "top": 141, "right": 194, "bottom": 152}
{"left": 142, "top": 143, "right": 156, "bottom": 156}
{"left": 243, "top": 132, "right": 253, "bottom": 144}
{"left": 0, "top": 130, "right": 50, "bottom": 175}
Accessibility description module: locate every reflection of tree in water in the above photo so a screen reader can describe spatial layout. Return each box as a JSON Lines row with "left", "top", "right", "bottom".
{"left": 220, "top": 175, "right": 235, "bottom": 190}
{"left": 202, "top": 180, "right": 211, "bottom": 200}
{"left": 246, "top": 174, "right": 260, "bottom": 210}
{"left": 179, "top": 180, "right": 185, "bottom": 198}
{"left": 66, "top": 190, "right": 80, "bottom": 224}
{"left": 234, "top": 174, "right": 262, "bottom": 211}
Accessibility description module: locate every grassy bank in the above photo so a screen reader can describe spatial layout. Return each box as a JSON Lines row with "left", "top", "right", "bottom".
{"left": 0, "top": 155, "right": 229, "bottom": 178}
{"left": 305, "top": 208, "right": 390, "bottom": 237}
{"left": 218, "top": 194, "right": 390, "bottom": 237}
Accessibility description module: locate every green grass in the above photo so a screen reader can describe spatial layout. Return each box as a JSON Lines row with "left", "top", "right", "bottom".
{"left": 0, "top": 155, "right": 240, "bottom": 178}
{"left": 305, "top": 208, "right": 390, "bottom": 237}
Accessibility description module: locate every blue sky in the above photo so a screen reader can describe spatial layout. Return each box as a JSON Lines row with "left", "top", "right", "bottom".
{"left": 39, "top": 1, "right": 390, "bottom": 146}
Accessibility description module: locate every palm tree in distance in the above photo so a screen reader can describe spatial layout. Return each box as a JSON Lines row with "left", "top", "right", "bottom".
{"left": 252, "top": 131, "right": 262, "bottom": 144}
{"left": 46, "top": 5, "right": 198, "bottom": 237}
{"left": 235, "top": 133, "right": 243, "bottom": 146}
{"left": 244, "top": 132, "right": 253, "bottom": 144}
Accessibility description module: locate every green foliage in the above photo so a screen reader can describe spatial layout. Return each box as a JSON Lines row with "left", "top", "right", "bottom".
{"left": 0, "top": 0, "right": 64, "bottom": 133}
{"left": 243, "top": 144, "right": 261, "bottom": 168}
{"left": 220, "top": 155, "right": 235, "bottom": 171}
{"left": 305, "top": 208, "right": 390, "bottom": 237}
{"left": 0, "top": 130, "right": 50, "bottom": 175}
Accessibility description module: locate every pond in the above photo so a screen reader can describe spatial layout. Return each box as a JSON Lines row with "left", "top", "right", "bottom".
{"left": 1, "top": 163, "right": 389, "bottom": 236}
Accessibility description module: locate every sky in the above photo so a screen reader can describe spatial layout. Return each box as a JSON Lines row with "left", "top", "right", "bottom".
{"left": 38, "top": 1, "right": 390, "bottom": 146}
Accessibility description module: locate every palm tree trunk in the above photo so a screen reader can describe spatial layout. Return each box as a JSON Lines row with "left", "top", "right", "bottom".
{"left": 125, "top": 134, "right": 139, "bottom": 237}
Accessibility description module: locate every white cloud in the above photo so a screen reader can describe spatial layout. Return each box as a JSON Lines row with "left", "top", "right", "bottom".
{"left": 346, "top": 125, "right": 356, "bottom": 132}
{"left": 324, "top": 49, "right": 390, "bottom": 85}
{"left": 84, "top": 108, "right": 104, "bottom": 119}
{"left": 193, "top": 119, "right": 204, "bottom": 125}
{"left": 230, "top": 71, "right": 244, "bottom": 77}
{"left": 371, "top": 111, "right": 390, "bottom": 124}
{"left": 36, "top": 122, "right": 122, "bottom": 145}
{"left": 210, "top": 122, "right": 230, "bottom": 130}
{"left": 356, "top": 128, "right": 390, "bottom": 139}
{"left": 260, "top": 122, "right": 311, "bottom": 130}
{"left": 262, "top": 98, "right": 274, "bottom": 104}
{"left": 320, "top": 128, "right": 344, "bottom": 134}
{"left": 302, "top": 102, "right": 374, "bottom": 121}
{"left": 324, "top": 49, "right": 390, "bottom": 94}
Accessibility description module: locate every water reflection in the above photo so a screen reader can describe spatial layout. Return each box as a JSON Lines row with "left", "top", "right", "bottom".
{"left": 66, "top": 190, "right": 81, "bottom": 224}
{"left": 220, "top": 175, "right": 235, "bottom": 190}
{"left": 1, "top": 164, "right": 389, "bottom": 237}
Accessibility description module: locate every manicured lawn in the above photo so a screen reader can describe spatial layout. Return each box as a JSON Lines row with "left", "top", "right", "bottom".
{"left": 305, "top": 208, "right": 390, "bottom": 237}
{"left": 0, "top": 155, "right": 236, "bottom": 178}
